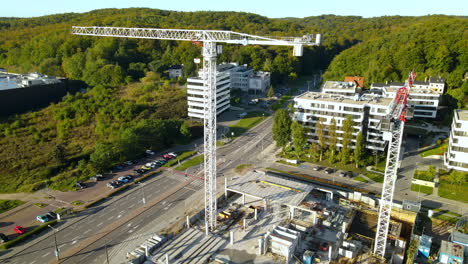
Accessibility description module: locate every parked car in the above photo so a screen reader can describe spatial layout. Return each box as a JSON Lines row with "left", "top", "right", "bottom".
{"left": 141, "top": 165, "right": 151, "bottom": 170}
{"left": 114, "top": 165, "right": 123, "bottom": 170}
{"left": 107, "top": 181, "right": 121, "bottom": 189}
{"left": 135, "top": 169, "right": 145, "bottom": 175}
{"left": 14, "top": 226, "right": 26, "bottom": 235}
{"left": 75, "top": 182, "right": 86, "bottom": 189}
{"left": 124, "top": 161, "right": 133, "bottom": 166}
{"left": 118, "top": 176, "right": 130, "bottom": 184}
{"left": 163, "top": 154, "right": 174, "bottom": 160}
{"left": 0, "top": 233, "right": 8, "bottom": 243}
{"left": 312, "top": 166, "right": 323, "bottom": 171}
{"left": 168, "top": 152, "right": 178, "bottom": 158}
{"left": 238, "top": 112, "right": 247, "bottom": 118}
{"left": 344, "top": 171, "right": 353, "bottom": 178}
{"left": 123, "top": 175, "right": 133, "bottom": 181}
{"left": 156, "top": 159, "right": 167, "bottom": 165}
{"left": 145, "top": 150, "right": 155, "bottom": 156}
{"left": 319, "top": 242, "right": 329, "bottom": 251}
{"left": 36, "top": 215, "right": 50, "bottom": 223}
{"left": 46, "top": 211, "right": 58, "bottom": 220}
{"left": 324, "top": 168, "right": 335, "bottom": 174}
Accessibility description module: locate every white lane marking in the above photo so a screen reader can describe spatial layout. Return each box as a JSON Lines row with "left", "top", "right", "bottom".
{"left": 119, "top": 210, "right": 125, "bottom": 214}
{"left": 72, "top": 240, "right": 77, "bottom": 245}
{"left": 117, "top": 214, "right": 122, "bottom": 218}
{"left": 30, "top": 261, "right": 37, "bottom": 264}
{"left": 97, "top": 222, "right": 103, "bottom": 227}
{"left": 128, "top": 230, "right": 133, "bottom": 233}
{"left": 127, "top": 222, "right": 133, "bottom": 227}
{"left": 72, "top": 236, "right": 79, "bottom": 241}
{"left": 107, "top": 216, "right": 114, "bottom": 221}
{"left": 162, "top": 201, "right": 167, "bottom": 205}
{"left": 84, "top": 229, "right": 90, "bottom": 234}
{"left": 42, "top": 252, "right": 50, "bottom": 258}
{"left": 59, "top": 244, "right": 66, "bottom": 249}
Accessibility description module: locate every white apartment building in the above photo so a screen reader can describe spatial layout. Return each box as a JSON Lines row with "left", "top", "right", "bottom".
{"left": 293, "top": 92, "right": 392, "bottom": 151}
{"left": 445, "top": 110, "right": 468, "bottom": 172}
{"left": 370, "top": 77, "right": 445, "bottom": 119}
{"left": 322, "top": 81, "right": 359, "bottom": 97}
{"left": 229, "top": 64, "right": 271, "bottom": 94}
{"left": 187, "top": 65, "right": 231, "bottom": 119}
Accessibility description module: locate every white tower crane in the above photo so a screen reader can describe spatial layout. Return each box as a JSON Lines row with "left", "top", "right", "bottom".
{"left": 71, "top": 26, "right": 321, "bottom": 233}
{"left": 374, "top": 71, "right": 416, "bottom": 259}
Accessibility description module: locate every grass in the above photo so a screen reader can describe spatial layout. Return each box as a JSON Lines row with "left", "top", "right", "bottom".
{"left": 33, "top": 203, "right": 47, "bottom": 208}
{"left": 216, "top": 140, "right": 227, "bottom": 146}
{"left": 270, "top": 95, "right": 292, "bottom": 111}
{"left": 365, "top": 172, "right": 384, "bottom": 183}
{"left": 419, "top": 141, "right": 448, "bottom": 157}
{"left": 438, "top": 182, "right": 468, "bottom": 203}
{"left": 175, "top": 155, "right": 204, "bottom": 171}
{"left": 0, "top": 200, "right": 25, "bottom": 214}
{"left": 234, "top": 164, "right": 253, "bottom": 174}
{"left": 413, "top": 169, "right": 436, "bottom": 182}
{"left": 162, "top": 150, "right": 197, "bottom": 168}
{"left": 229, "top": 111, "right": 269, "bottom": 138}
{"left": 354, "top": 176, "right": 369, "bottom": 183}
{"left": 411, "top": 184, "right": 433, "bottom": 195}
{"left": 372, "top": 159, "right": 386, "bottom": 173}
{"left": 71, "top": 200, "right": 84, "bottom": 206}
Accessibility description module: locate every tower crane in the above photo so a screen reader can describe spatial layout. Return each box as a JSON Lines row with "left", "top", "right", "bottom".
{"left": 374, "top": 71, "right": 416, "bottom": 259}
{"left": 71, "top": 26, "right": 321, "bottom": 233}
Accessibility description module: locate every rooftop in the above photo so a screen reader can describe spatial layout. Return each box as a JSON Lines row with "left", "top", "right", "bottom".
{"left": 440, "top": 240, "right": 464, "bottom": 258}
{"left": 295, "top": 91, "right": 392, "bottom": 106}
{"left": 226, "top": 171, "right": 314, "bottom": 207}
{"left": 0, "top": 72, "right": 61, "bottom": 91}
{"left": 323, "top": 80, "right": 357, "bottom": 91}
{"left": 455, "top": 109, "right": 468, "bottom": 122}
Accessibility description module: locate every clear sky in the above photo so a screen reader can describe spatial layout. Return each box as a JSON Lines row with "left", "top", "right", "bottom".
{"left": 2, "top": 0, "right": 467, "bottom": 18}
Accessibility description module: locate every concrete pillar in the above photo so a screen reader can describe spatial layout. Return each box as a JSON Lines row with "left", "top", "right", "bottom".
{"left": 224, "top": 178, "right": 228, "bottom": 197}
{"left": 186, "top": 215, "right": 190, "bottom": 229}
{"left": 242, "top": 194, "right": 245, "bottom": 205}
{"left": 230, "top": 231, "right": 234, "bottom": 245}
{"left": 289, "top": 207, "right": 295, "bottom": 219}
{"left": 258, "top": 238, "right": 263, "bottom": 255}
{"left": 254, "top": 208, "right": 258, "bottom": 220}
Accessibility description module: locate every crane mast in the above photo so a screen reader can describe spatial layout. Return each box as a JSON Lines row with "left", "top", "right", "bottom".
{"left": 71, "top": 26, "right": 320, "bottom": 233}
{"left": 374, "top": 71, "right": 416, "bottom": 258}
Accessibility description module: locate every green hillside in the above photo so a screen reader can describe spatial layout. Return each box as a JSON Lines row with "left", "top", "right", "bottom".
{"left": 0, "top": 9, "right": 466, "bottom": 193}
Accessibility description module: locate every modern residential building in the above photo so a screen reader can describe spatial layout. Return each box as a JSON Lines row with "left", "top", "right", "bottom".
{"left": 322, "top": 81, "right": 360, "bottom": 97}
{"left": 293, "top": 92, "right": 392, "bottom": 151}
{"left": 344, "top": 76, "right": 364, "bottom": 88}
{"left": 417, "top": 235, "right": 432, "bottom": 259}
{"left": 186, "top": 65, "right": 231, "bottom": 119}
{"left": 370, "top": 77, "right": 445, "bottom": 118}
{"left": 445, "top": 110, "right": 468, "bottom": 172}
{"left": 438, "top": 240, "right": 464, "bottom": 264}
{"left": 168, "top": 65, "right": 183, "bottom": 79}
{"left": 228, "top": 64, "right": 270, "bottom": 94}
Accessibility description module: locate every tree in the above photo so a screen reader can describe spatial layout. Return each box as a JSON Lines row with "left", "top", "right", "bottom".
{"left": 340, "top": 115, "right": 353, "bottom": 164}
{"left": 448, "top": 170, "right": 467, "bottom": 186}
{"left": 50, "top": 144, "right": 66, "bottom": 164}
{"left": 267, "top": 85, "right": 275, "bottom": 98}
{"left": 90, "top": 141, "right": 123, "bottom": 172}
{"left": 316, "top": 118, "right": 326, "bottom": 161}
{"left": 272, "top": 109, "right": 292, "bottom": 148}
{"left": 354, "top": 131, "right": 364, "bottom": 168}
{"left": 328, "top": 118, "right": 338, "bottom": 162}
{"left": 180, "top": 121, "right": 192, "bottom": 139}
{"left": 291, "top": 121, "right": 306, "bottom": 157}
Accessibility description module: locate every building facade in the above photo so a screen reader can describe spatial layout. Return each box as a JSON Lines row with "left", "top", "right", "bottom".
{"left": 293, "top": 92, "right": 392, "bottom": 151}
{"left": 370, "top": 77, "right": 445, "bottom": 119}
{"left": 444, "top": 110, "right": 468, "bottom": 172}
{"left": 322, "top": 81, "right": 359, "bottom": 97}
{"left": 187, "top": 64, "right": 237, "bottom": 119}
{"left": 168, "top": 65, "right": 183, "bottom": 79}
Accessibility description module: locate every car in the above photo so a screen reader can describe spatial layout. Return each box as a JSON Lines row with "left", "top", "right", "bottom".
{"left": 324, "top": 168, "right": 335, "bottom": 174}
{"left": 14, "top": 226, "right": 26, "bottom": 235}
{"left": 163, "top": 154, "right": 174, "bottom": 160}
{"left": 146, "top": 162, "right": 153, "bottom": 167}
{"left": 339, "top": 171, "right": 346, "bottom": 177}
{"left": 0, "top": 233, "right": 9, "bottom": 243}
{"left": 238, "top": 112, "right": 247, "bottom": 118}
{"left": 75, "top": 182, "right": 86, "bottom": 189}
{"left": 141, "top": 165, "right": 151, "bottom": 170}
{"left": 107, "top": 181, "right": 121, "bottom": 189}
{"left": 123, "top": 175, "right": 133, "bottom": 181}
{"left": 46, "top": 211, "right": 57, "bottom": 220}
{"left": 168, "top": 152, "right": 178, "bottom": 158}
{"left": 157, "top": 159, "right": 167, "bottom": 165}
{"left": 36, "top": 215, "right": 50, "bottom": 223}
{"left": 345, "top": 171, "right": 353, "bottom": 178}
{"left": 114, "top": 165, "right": 123, "bottom": 170}
{"left": 312, "top": 166, "right": 323, "bottom": 171}
{"left": 134, "top": 169, "right": 145, "bottom": 174}
{"left": 145, "top": 150, "right": 155, "bottom": 156}
{"left": 124, "top": 161, "right": 133, "bottom": 166}
{"left": 118, "top": 176, "right": 130, "bottom": 184}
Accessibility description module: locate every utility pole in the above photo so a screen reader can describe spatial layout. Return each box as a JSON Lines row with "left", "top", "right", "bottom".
{"left": 105, "top": 239, "right": 110, "bottom": 264}
{"left": 48, "top": 225, "right": 59, "bottom": 262}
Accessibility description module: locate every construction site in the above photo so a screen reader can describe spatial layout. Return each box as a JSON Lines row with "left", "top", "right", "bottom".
{"left": 124, "top": 170, "right": 417, "bottom": 264}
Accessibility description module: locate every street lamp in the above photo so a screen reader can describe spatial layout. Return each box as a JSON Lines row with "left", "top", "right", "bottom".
{"left": 48, "top": 225, "right": 60, "bottom": 261}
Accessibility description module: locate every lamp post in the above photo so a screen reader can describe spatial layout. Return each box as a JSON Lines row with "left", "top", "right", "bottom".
{"left": 48, "top": 225, "right": 59, "bottom": 261}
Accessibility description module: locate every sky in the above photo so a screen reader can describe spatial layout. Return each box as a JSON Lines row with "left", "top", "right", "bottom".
{"left": 1, "top": 0, "right": 467, "bottom": 18}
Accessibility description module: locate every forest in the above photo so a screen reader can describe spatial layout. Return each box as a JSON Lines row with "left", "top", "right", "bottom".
{"left": 0, "top": 9, "right": 466, "bottom": 193}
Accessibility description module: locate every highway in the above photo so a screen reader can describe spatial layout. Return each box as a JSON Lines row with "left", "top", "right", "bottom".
{"left": 0, "top": 116, "right": 274, "bottom": 264}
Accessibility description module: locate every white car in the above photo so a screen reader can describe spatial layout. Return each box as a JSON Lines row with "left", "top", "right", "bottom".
{"left": 145, "top": 150, "right": 155, "bottom": 155}
{"left": 146, "top": 163, "right": 153, "bottom": 167}
{"left": 168, "top": 152, "right": 178, "bottom": 158}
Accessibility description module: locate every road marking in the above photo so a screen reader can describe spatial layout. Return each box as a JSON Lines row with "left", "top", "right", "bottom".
{"left": 72, "top": 240, "right": 77, "bottom": 245}
{"left": 59, "top": 244, "right": 66, "bottom": 249}
{"left": 84, "top": 229, "right": 91, "bottom": 234}
{"left": 127, "top": 222, "right": 133, "bottom": 227}
{"left": 42, "top": 252, "right": 50, "bottom": 258}
{"left": 117, "top": 214, "right": 122, "bottom": 218}
{"left": 108, "top": 216, "right": 114, "bottom": 221}
{"left": 72, "top": 236, "right": 79, "bottom": 241}
{"left": 119, "top": 210, "right": 125, "bottom": 214}
{"left": 128, "top": 230, "right": 133, "bottom": 233}
{"left": 30, "top": 261, "right": 37, "bottom": 264}
{"left": 97, "top": 222, "right": 103, "bottom": 227}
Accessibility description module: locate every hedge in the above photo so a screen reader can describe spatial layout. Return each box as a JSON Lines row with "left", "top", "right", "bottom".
{"left": 0, "top": 220, "right": 58, "bottom": 249}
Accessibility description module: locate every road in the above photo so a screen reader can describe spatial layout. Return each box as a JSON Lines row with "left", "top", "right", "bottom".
{"left": 0, "top": 115, "right": 275, "bottom": 264}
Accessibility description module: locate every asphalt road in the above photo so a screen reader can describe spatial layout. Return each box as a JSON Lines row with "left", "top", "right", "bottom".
{"left": 0, "top": 115, "right": 275, "bottom": 264}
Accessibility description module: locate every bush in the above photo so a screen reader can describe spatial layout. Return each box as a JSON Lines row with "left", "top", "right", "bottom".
{"left": 0, "top": 200, "right": 25, "bottom": 214}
